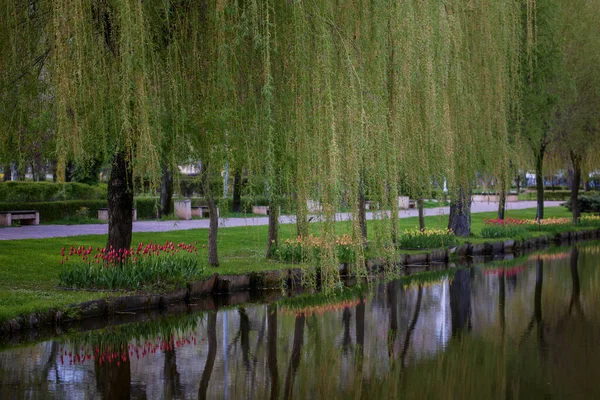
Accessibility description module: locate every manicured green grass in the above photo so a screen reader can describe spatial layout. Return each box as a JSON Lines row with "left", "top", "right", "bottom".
{"left": 0, "top": 206, "right": 588, "bottom": 323}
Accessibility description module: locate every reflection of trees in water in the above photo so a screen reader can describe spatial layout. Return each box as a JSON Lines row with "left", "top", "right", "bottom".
{"left": 198, "top": 311, "right": 217, "bottom": 400}
{"left": 163, "top": 343, "right": 182, "bottom": 399}
{"left": 267, "top": 304, "right": 279, "bottom": 400}
{"left": 400, "top": 285, "right": 423, "bottom": 368}
{"left": 342, "top": 306, "right": 352, "bottom": 354}
{"left": 94, "top": 341, "right": 131, "bottom": 400}
{"left": 284, "top": 313, "right": 305, "bottom": 400}
{"left": 450, "top": 269, "right": 472, "bottom": 337}
{"left": 387, "top": 281, "right": 398, "bottom": 360}
{"left": 569, "top": 247, "right": 583, "bottom": 317}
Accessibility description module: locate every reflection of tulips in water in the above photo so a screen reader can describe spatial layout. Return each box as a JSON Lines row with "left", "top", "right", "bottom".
{"left": 528, "top": 252, "right": 570, "bottom": 261}
{"left": 484, "top": 266, "right": 526, "bottom": 276}
{"left": 280, "top": 298, "right": 363, "bottom": 317}
{"left": 58, "top": 334, "right": 199, "bottom": 366}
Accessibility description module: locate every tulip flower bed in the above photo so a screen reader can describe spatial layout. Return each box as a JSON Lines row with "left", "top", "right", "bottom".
{"left": 397, "top": 228, "right": 457, "bottom": 249}
{"left": 273, "top": 234, "right": 360, "bottom": 264}
{"left": 58, "top": 241, "right": 204, "bottom": 290}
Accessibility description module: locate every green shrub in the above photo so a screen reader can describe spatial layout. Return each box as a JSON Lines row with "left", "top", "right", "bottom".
{"left": 520, "top": 190, "right": 571, "bottom": 201}
{"left": 563, "top": 194, "right": 600, "bottom": 214}
{"left": 0, "top": 181, "right": 106, "bottom": 202}
{"left": 397, "top": 228, "right": 457, "bottom": 249}
{"left": 480, "top": 225, "right": 528, "bottom": 239}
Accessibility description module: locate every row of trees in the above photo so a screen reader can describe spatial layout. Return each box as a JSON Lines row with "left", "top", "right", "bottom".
{"left": 1, "top": 0, "right": 598, "bottom": 273}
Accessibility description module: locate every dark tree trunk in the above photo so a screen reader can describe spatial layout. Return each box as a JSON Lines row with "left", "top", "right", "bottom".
{"left": 284, "top": 313, "right": 305, "bottom": 400}
{"left": 95, "top": 343, "right": 131, "bottom": 400}
{"left": 163, "top": 345, "right": 181, "bottom": 398}
{"left": 450, "top": 269, "right": 472, "bottom": 337}
{"left": 417, "top": 198, "right": 425, "bottom": 231}
{"left": 498, "top": 186, "right": 506, "bottom": 220}
{"left": 239, "top": 308, "right": 250, "bottom": 369}
{"left": 267, "top": 304, "right": 279, "bottom": 400}
{"left": 107, "top": 152, "right": 133, "bottom": 253}
{"left": 358, "top": 189, "right": 367, "bottom": 243}
{"left": 232, "top": 168, "right": 242, "bottom": 213}
{"left": 387, "top": 281, "right": 398, "bottom": 360}
{"left": 535, "top": 151, "right": 545, "bottom": 221}
{"left": 569, "top": 246, "right": 581, "bottom": 315}
{"left": 448, "top": 185, "right": 471, "bottom": 237}
{"left": 159, "top": 165, "right": 173, "bottom": 217}
{"left": 569, "top": 152, "right": 581, "bottom": 223}
{"left": 65, "top": 161, "right": 74, "bottom": 182}
{"left": 198, "top": 311, "right": 217, "bottom": 400}
{"left": 515, "top": 172, "right": 521, "bottom": 194}
{"left": 2, "top": 164, "right": 10, "bottom": 181}
{"left": 201, "top": 162, "right": 219, "bottom": 267}
{"left": 266, "top": 201, "right": 279, "bottom": 259}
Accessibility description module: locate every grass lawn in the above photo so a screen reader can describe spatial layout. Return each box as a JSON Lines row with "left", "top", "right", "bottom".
{"left": 0, "top": 206, "right": 587, "bottom": 323}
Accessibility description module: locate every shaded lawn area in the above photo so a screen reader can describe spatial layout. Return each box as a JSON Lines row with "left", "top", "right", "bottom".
{"left": 0, "top": 206, "right": 577, "bottom": 323}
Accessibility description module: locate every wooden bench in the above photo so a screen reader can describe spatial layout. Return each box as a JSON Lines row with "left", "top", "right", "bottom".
{"left": 0, "top": 210, "right": 39, "bottom": 226}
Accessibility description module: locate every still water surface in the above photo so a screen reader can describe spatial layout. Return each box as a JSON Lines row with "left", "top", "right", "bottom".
{"left": 1, "top": 242, "right": 600, "bottom": 399}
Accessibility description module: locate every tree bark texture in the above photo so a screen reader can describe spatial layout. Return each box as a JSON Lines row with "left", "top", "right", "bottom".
{"left": 266, "top": 201, "right": 280, "bottom": 258}
{"left": 535, "top": 151, "right": 545, "bottom": 220}
{"left": 159, "top": 165, "right": 173, "bottom": 217}
{"left": 498, "top": 186, "right": 506, "bottom": 220}
{"left": 569, "top": 152, "right": 581, "bottom": 223}
{"left": 107, "top": 152, "right": 133, "bottom": 253}
{"left": 201, "top": 162, "right": 219, "bottom": 267}
{"left": 417, "top": 198, "right": 425, "bottom": 231}
{"left": 358, "top": 189, "right": 367, "bottom": 242}
{"left": 448, "top": 185, "right": 471, "bottom": 237}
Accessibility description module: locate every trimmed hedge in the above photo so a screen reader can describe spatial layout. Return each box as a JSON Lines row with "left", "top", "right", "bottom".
{"left": 563, "top": 194, "right": 600, "bottom": 214}
{"left": 0, "top": 198, "right": 160, "bottom": 223}
{"left": 0, "top": 181, "right": 106, "bottom": 203}
{"left": 519, "top": 190, "right": 571, "bottom": 201}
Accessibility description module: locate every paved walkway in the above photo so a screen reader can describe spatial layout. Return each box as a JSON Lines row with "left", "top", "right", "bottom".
{"left": 0, "top": 201, "right": 563, "bottom": 241}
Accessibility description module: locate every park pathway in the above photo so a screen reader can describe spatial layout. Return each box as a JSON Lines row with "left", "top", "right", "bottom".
{"left": 0, "top": 201, "right": 563, "bottom": 241}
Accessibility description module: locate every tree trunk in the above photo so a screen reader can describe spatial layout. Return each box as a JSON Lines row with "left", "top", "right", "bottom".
{"left": 284, "top": 313, "right": 305, "bottom": 400}
{"left": 198, "top": 311, "right": 217, "bottom": 400}
{"left": 267, "top": 304, "right": 279, "bottom": 400}
{"left": 498, "top": 186, "right": 506, "bottom": 220}
{"left": 448, "top": 185, "right": 471, "bottom": 237}
{"left": 535, "top": 152, "right": 545, "bottom": 221}
{"left": 569, "top": 152, "right": 581, "bottom": 223}
{"left": 358, "top": 189, "right": 367, "bottom": 243}
{"left": 2, "top": 164, "right": 10, "bottom": 181}
{"left": 107, "top": 152, "right": 133, "bottom": 253}
{"left": 450, "top": 269, "right": 472, "bottom": 337}
{"left": 266, "top": 201, "right": 279, "bottom": 259}
{"left": 201, "top": 163, "right": 219, "bottom": 267}
{"left": 232, "top": 168, "right": 242, "bottom": 213}
{"left": 159, "top": 165, "right": 173, "bottom": 218}
{"left": 417, "top": 198, "right": 425, "bottom": 231}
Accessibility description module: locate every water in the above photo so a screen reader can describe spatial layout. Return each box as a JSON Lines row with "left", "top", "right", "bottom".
{"left": 1, "top": 242, "right": 600, "bottom": 399}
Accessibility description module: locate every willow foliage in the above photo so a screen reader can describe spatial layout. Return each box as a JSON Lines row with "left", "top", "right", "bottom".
{"left": 2, "top": 0, "right": 528, "bottom": 287}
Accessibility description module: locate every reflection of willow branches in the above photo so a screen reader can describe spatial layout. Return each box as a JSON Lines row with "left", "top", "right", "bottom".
{"left": 198, "top": 311, "right": 217, "bottom": 400}
{"left": 399, "top": 285, "right": 423, "bottom": 369}
{"left": 284, "top": 313, "right": 305, "bottom": 400}
{"left": 518, "top": 258, "right": 546, "bottom": 361}
{"left": 267, "top": 304, "right": 279, "bottom": 400}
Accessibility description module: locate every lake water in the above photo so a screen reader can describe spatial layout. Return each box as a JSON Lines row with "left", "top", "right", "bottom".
{"left": 1, "top": 242, "right": 600, "bottom": 399}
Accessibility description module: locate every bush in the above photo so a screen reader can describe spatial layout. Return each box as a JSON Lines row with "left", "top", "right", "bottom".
{"left": 520, "top": 190, "right": 571, "bottom": 201}
{"left": 397, "top": 228, "right": 457, "bottom": 249}
{"left": 58, "top": 241, "right": 204, "bottom": 290}
{"left": 481, "top": 225, "right": 527, "bottom": 239}
{"left": 563, "top": 194, "right": 600, "bottom": 214}
{"left": 0, "top": 181, "right": 106, "bottom": 202}
{"left": 273, "top": 234, "right": 359, "bottom": 264}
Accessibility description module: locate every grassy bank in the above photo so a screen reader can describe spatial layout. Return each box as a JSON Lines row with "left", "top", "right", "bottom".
{"left": 0, "top": 206, "right": 590, "bottom": 323}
